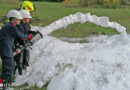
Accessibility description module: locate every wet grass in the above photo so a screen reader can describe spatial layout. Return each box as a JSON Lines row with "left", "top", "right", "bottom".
{"left": 13, "top": 83, "right": 47, "bottom": 90}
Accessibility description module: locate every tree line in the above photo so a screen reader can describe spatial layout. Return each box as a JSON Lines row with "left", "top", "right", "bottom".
{"left": 28, "top": 0, "right": 63, "bottom": 2}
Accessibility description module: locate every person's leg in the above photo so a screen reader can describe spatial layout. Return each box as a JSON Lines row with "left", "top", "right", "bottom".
{"left": 14, "top": 51, "right": 24, "bottom": 75}
{"left": 1, "top": 56, "right": 14, "bottom": 86}
{"left": 23, "top": 48, "right": 30, "bottom": 69}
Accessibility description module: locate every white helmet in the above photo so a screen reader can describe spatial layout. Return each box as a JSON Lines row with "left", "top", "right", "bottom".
{"left": 7, "top": 10, "right": 23, "bottom": 19}
{"left": 19, "top": 10, "right": 32, "bottom": 19}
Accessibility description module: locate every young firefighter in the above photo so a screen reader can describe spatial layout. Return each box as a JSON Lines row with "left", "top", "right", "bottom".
{"left": 14, "top": 10, "right": 36, "bottom": 75}
{"left": 0, "top": 10, "right": 33, "bottom": 89}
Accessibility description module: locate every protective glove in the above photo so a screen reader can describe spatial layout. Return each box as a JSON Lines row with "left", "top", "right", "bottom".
{"left": 28, "top": 34, "right": 33, "bottom": 40}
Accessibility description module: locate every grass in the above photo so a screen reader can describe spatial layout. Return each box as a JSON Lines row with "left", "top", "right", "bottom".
{"left": 0, "top": 0, "right": 18, "bottom": 16}
{"left": 13, "top": 83, "right": 47, "bottom": 90}
{"left": 0, "top": 2, "right": 130, "bottom": 38}
{"left": 51, "top": 22, "right": 119, "bottom": 38}
{"left": 32, "top": 2, "right": 130, "bottom": 37}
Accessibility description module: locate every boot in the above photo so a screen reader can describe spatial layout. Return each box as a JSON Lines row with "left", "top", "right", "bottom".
{"left": 0, "top": 78, "right": 7, "bottom": 90}
{"left": 0, "top": 78, "right": 3, "bottom": 90}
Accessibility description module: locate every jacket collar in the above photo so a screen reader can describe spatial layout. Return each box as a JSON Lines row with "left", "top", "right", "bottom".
{"left": 9, "top": 22, "right": 16, "bottom": 26}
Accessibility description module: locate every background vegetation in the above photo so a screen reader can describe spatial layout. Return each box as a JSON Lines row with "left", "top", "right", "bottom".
{"left": 63, "top": 0, "right": 130, "bottom": 8}
{"left": 26, "top": 0, "right": 130, "bottom": 8}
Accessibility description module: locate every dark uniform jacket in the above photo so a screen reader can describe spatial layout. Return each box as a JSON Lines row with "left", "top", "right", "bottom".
{"left": 14, "top": 22, "right": 33, "bottom": 47}
{"left": 14, "top": 22, "right": 36, "bottom": 48}
{"left": 19, "top": 22, "right": 31, "bottom": 34}
{"left": 0, "top": 22, "right": 28, "bottom": 57}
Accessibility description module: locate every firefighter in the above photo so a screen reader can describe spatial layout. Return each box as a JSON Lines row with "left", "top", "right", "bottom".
{"left": 14, "top": 10, "right": 36, "bottom": 75}
{"left": 0, "top": 10, "right": 33, "bottom": 89}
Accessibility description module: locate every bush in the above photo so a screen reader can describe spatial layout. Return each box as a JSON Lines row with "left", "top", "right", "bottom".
{"left": 29, "top": 0, "right": 63, "bottom": 1}
{"left": 121, "top": 0, "right": 130, "bottom": 5}
{"left": 63, "top": 0, "right": 98, "bottom": 7}
{"left": 79, "top": 0, "right": 97, "bottom": 7}
{"left": 63, "top": 0, "right": 130, "bottom": 8}
{"left": 102, "top": 0, "right": 121, "bottom": 8}
{"left": 63, "top": 0, "right": 80, "bottom": 7}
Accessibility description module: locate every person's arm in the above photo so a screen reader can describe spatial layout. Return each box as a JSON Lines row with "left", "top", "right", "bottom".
{"left": 10, "top": 25, "right": 32, "bottom": 40}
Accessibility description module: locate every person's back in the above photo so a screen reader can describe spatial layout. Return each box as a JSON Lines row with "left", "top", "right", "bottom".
{"left": 0, "top": 22, "right": 28, "bottom": 56}
{"left": 0, "top": 23, "right": 20, "bottom": 44}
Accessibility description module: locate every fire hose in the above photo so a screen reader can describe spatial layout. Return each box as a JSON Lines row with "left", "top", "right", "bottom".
{"left": 13, "top": 31, "right": 43, "bottom": 56}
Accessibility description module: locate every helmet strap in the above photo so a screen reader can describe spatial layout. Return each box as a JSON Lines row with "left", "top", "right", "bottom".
{"left": 12, "top": 18, "right": 16, "bottom": 24}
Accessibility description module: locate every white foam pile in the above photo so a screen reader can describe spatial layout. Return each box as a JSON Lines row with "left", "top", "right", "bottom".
{"left": 14, "top": 12, "right": 130, "bottom": 90}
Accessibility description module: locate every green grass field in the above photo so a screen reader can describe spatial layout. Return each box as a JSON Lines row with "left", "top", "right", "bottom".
{"left": 0, "top": 1, "right": 130, "bottom": 90}
{"left": 33, "top": 2, "right": 130, "bottom": 37}
{"left": 0, "top": 2, "right": 130, "bottom": 38}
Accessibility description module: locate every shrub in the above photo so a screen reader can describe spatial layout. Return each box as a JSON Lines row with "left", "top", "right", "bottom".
{"left": 79, "top": 0, "right": 97, "bottom": 7}
{"left": 63, "top": 0, "right": 80, "bottom": 7}
{"left": 63, "top": 0, "right": 98, "bottom": 7}
{"left": 63, "top": 0, "right": 130, "bottom": 8}
{"left": 121, "top": 0, "right": 130, "bottom": 5}
{"left": 98, "top": 0, "right": 121, "bottom": 8}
